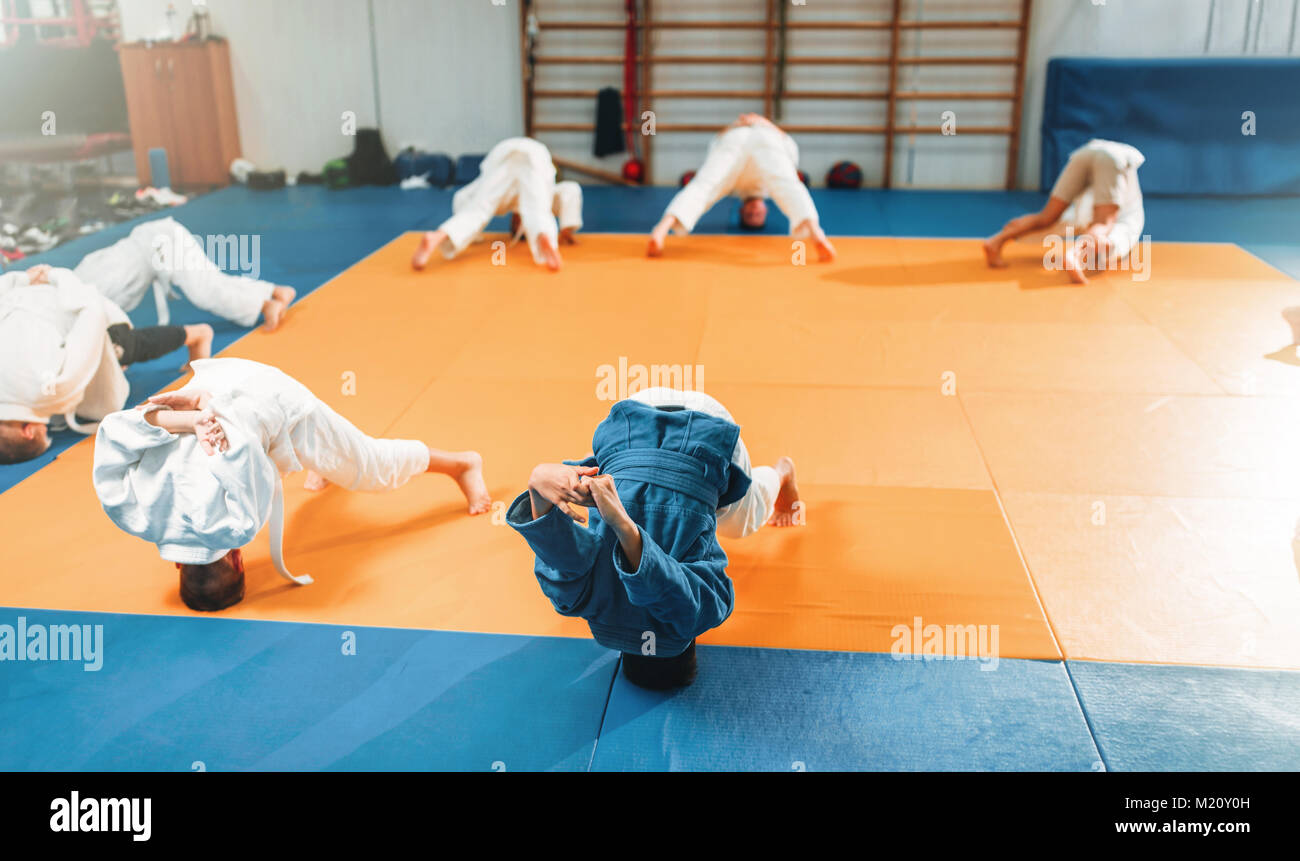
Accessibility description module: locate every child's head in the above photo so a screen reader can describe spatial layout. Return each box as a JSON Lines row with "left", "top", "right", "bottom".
{"left": 0, "top": 421, "right": 50, "bottom": 465}
{"left": 177, "top": 549, "right": 246, "bottom": 612}
{"left": 621, "top": 640, "right": 698, "bottom": 690}
{"left": 739, "top": 197, "right": 768, "bottom": 230}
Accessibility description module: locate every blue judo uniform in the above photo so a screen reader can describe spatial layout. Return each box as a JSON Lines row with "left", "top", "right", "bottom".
{"left": 507, "top": 399, "right": 752, "bottom": 658}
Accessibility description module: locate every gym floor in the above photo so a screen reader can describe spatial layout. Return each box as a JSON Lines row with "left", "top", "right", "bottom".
{"left": 2, "top": 185, "right": 1299, "bottom": 771}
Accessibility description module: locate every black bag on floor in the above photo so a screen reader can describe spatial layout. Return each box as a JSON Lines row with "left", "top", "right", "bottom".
{"left": 594, "top": 87, "right": 625, "bottom": 158}
{"left": 346, "top": 128, "right": 399, "bottom": 186}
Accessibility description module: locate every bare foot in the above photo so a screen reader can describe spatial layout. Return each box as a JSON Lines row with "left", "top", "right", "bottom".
{"left": 812, "top": 229, "right": 837, "bottom": 263}
{"left": 559, "top": 227, "right": 579, "bottom": 246}
{"left": 766, "top": 456, "right": 803, "bottom": 528}
{"left": 1283, "top": 306, "right": 1300, "bottom": 344}
{"left": 647, "top": 222, "right": 676, "bottom": 256}
{"left": 261, "top": 286, "right": 295, "bottom": 332}
{"left": 1064, "top": 248, "right": 1090, "bottom": 285}
{"left": 536, "top": 233, "right": 562, "bottom": 272}
{"left": 181, "top": 323, "right": 214, "bottom": 373}
{"left": 983, "top": 237, "right": 1010, "bottom": 268}
{"left": 450, "top": 450, "right": 491, "bottom": 515}
{"left": 412, "top": 231, "right": 443, "bottom": 270}
{"left": 303, "top": 470, "right": 329, "bottom": 492}
{"left": 647, "top": 230, "right": 666, "bottom": 258}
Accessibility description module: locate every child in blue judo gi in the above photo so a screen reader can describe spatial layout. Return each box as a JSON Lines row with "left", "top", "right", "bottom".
{"left": 507, "top": 389, "right": 801, "bottom": 689}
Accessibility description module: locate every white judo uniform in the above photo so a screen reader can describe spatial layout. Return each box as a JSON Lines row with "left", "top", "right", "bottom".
{"left": 436, "top": 137, "right": 583, "bottom": 265}
{"left": 1050, "top": 139, "right": 1146, "bottom": 260}
{"left": 0, "top": 267, "right": 131, "bottom": 431}
{"left": 92, "top": 358, "right": 431, "bottom": 583}
{"left": 73, "top": 217, "right": 279, "bottom": 327}
{"left": 665, "top": 124, "right": 821, "bottom": 237}
{"left": 627, "top": 387, "right": 781, "bottom": 539}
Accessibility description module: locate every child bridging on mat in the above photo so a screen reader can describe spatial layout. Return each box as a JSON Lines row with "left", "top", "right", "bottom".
{"left": 91, "top": 357, "right": 491, "bottom": 611}
{"left": 411, "top": 137, "right": 582, "bottom": 273}
{"left": 983, "top": 138, "right": 1145, "bottom": 284}
{"left": 647, "top": 113, "right": 835, "bottom": 262}
{"left": 507, "top": 387, "right": 801, "bottom": 691}
{"left": 0, "top": 264, "right": 212, "bottom": 465}
{"left": 73, "top": 216, "right": 296, "bottom": 330}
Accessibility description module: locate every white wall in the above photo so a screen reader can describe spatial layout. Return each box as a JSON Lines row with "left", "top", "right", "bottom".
{"left": 117, "top": 0, "right": 520, "bottom": 174}
{"left": 116, "top": 0, "right": 1300, "bottom": 187}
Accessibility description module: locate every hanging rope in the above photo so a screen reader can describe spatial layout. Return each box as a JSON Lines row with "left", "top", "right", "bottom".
{"left": 623, "top": 0, "right": 640, "bottom": 158}
{"left": 774, "top": 0, "right": 788, "bottom": 121}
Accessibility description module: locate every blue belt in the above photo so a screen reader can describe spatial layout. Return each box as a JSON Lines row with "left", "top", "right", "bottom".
{"left": 600, "top": 448, "right": 721, "bottom": 508}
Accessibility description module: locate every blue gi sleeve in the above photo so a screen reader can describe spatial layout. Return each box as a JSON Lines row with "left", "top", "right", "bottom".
{"left": 505, "top": 491, "right": 602, "bottom": 615}
{"left": 612, "top": 527, "right": 734, "bottom": 642}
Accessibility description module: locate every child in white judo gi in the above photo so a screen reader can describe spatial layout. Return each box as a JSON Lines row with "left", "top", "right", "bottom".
{"left": 74, "top": 216, "right": 297, "bottom": 330}
{"left": 92, "top": 357, "right": 492, "bottom": 611}
{"left": 0, "top": 264, "right": 212, "bottom": 464}
{"left": 983, "top": 138, "right": 1146, "bottom": 284}
{"left": 411, "top": 137, "right": 583, "bottom": 273}
{"left": 647, "top": 113, "right": 836, "bottom": 262}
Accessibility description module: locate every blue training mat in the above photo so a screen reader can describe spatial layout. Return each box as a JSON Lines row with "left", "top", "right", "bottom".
{"left": 591, "top": 646, "right": 1104, "bottom": 772}
{"left": 1068, "top": 661, "right": 1300, "bottom": 772}
{"left": 0, "top": 608, "right": 618, "bottom": 771}
{"left": 1041, "top": 58, "right": 1300, "bottom": 196}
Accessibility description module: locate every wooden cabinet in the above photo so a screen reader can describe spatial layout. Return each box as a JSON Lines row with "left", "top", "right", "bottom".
{"left": 118, "top": 40, "right": 241, "bottom": 189}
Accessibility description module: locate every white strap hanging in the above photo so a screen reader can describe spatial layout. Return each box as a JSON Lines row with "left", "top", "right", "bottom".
{"left": 267, "top": 474, "right": 313, "bottom": 586}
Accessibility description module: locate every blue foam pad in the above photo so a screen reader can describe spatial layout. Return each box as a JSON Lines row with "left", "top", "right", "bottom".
{"left": 879, "top": 190, "right": 1045, "bottom": 238}
{"left": 1068, "top": 661, "right": 1300, "bottom": 771}
{"left": 454, "top": 154, "right": 485, "bottom": 185}
{"left": 394, "top": 150, "right": 453, "bottom": 187}
{"left": 1042, "top": 58, "right": 1300, "bottom": 196}
{"left": 0, "top": 609, "right": 617, "bottom": 771}
{"left": 590, "top": 646, "right": 1103, "bottom": 771}
{"left": 1243, "top": 244, "right": 1300, "bottom": 281}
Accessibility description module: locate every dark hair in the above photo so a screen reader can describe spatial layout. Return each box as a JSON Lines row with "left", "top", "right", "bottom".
{"left": 621, "top": 640, "right": 698, "bottom": 690}
{"left": 0, "top": 423, "right": 47, "bottom": 465}
{"left": 177, "top": 550, "right": 245, "bottom": 612}
{"left": 737, "top": 198, "right": 766, "bottom": 231}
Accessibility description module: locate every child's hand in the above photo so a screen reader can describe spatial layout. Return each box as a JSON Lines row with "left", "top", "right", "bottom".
{"left": 528, "top": 463, "right": 598, "bottom": 519}
{"left": 194, "top": 409, "right": 228, "bottom": 455}
{"left": 27, "top": 265, "right": 52, "bottom": 285}
{"left": 586, "top": 474, "right": 642, "bottom": 569}
{"left": 584, "top": 474, "right": 635, "bottom": 536}
{"left": 147, "top": 390, "right": 213, "bottom": 412}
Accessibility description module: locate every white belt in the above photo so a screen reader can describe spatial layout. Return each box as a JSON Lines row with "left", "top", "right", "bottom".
{"left": 268, "top": 474, "right": 313, "bottom": 586}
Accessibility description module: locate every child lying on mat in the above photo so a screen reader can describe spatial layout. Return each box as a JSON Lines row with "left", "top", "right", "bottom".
{"left": 983, "top": 138, "right": 1145, "bottom": 284}
{"left": 507, "top": 388, "right": 800, "bottom": 690}
{"left": 647, "top": 113, "right": 835, "bottom": 262}
{"left": 412, "top": 137, "right": 582, "bottom": 273}
{"left": 92, "top": 357, "right": 491, "bottom": 612}
{"left": 75, "top": 216, "right": 296, "bottom": 331}
{"left": 0, "top": 264, "right": 212, "bottom": 465}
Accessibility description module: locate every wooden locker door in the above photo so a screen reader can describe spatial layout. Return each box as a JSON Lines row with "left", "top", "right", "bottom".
{"left": 166, "top": 42, "right": 237, "bottom": 187}
{"left": 118, "top": 44, "right": 179, "bottom": 186}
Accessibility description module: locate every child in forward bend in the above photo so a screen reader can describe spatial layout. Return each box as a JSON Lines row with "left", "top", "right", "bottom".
{"left": 74, "top": 216, "right": 296, "bottom": 330}
{"left": 412, "top": 137, "right": 582, "bottom": 273}
{"left": 0, "top": 264, "right": 212, "bottom": 465}
{"left": 92, "top": 357, "right": 491, "bottom": 611}
{"left": 983, "top": 138, "right": 1146, "bottom": 284}
{"left": 647, "top": 113, "right": 835, "bottom": 262}
{"left": 507, "top": 387, "right": 800, "bottom": 690}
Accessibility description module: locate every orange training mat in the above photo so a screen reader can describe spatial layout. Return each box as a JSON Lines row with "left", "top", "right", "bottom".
{"left": 2, "top": 234, "right": 1298, "bottom": 668}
